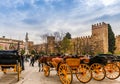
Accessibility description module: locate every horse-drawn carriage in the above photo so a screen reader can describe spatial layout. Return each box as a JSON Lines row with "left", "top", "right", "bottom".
{"left": 88, "top": 54, "right": 120, "bottom": 80}
{"left": 0, "top": 50, "right": 22, "bottom": 81}
{"left": 39, "top": 54, "right": 120, "bottom": 84}
{"left": 40, "top": 55, "right": 92, "bottom": 84}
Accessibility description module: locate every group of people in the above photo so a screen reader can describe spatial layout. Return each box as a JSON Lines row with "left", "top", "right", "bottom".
{"left": 19, "top": 53, "right": 41, "bottom": 71}
{"left": 19, "top": 54, "right": 36, "bottom": 71}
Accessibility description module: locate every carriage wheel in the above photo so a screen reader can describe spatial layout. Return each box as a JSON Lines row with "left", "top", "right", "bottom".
{"left": 90, "top": 63, "right": 105, "bottom": 81}
{"left": 104, "top": 63, "right": 120, "bottom": 80}
{"left": 76, "top": 64, "right": 92, "bottom": 83}
{"left": 43, "top": 65, "right": 50, "bottom": 77}
{"left": 115, "top": 62, "right": 120, "bottom": 68}
{"left": 58, "top": 64, "right": 73, "bottom": 84}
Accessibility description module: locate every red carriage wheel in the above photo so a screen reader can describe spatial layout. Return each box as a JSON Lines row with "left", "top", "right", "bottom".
{"left": 58, "top": 63, "right": 73, "bottom": 84}
{"left": 104, "top": 63, "right": 120, "bottom": 80}
{"left": 76, "top": 64, "right": 92, "bottom": 83}
{"left": 90, "top": 63, "right": 106, "bottom": 81}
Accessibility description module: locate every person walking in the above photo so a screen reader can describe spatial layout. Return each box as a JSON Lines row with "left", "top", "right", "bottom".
{"left": 30, "top": 54, "right": 35, "bottom": 67}
{"left": 21, "top": 54, "right": 25, "bottom": 70}
{"left": 19, "top": 52, "right": 25, "bottom": 70}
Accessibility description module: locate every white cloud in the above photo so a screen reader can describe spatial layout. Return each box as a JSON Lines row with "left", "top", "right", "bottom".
{"left": 100, "top": 0, "right": 118, "bottom": 6}
{"left": 0, "top": 0, "right": 120, "bottom": 44}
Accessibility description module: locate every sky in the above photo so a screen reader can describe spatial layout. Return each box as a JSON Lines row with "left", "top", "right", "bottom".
{"left": 0, "top": 0, "right": 120, "bottom": 44}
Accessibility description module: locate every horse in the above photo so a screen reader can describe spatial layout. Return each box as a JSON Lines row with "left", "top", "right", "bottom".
{"left": 38, "top": 55, "right": 55, "bottom": 72}
{"left": 38, "top": 54, "right": 64, "bottom": 72}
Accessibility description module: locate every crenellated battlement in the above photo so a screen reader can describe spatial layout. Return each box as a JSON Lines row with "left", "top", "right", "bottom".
{"left": 92, "top": 22, "right": 108, "bottom": 30}
{"left": 75, "top": 35, "right": 92, "bottom": 41}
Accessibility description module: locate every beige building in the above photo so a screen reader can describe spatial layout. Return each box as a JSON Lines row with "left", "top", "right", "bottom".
{"left": 0, "top": 36, "right": 24, "bottom": 50}
{"left": 0, "top": 36, "right": 34, "bottom": 55}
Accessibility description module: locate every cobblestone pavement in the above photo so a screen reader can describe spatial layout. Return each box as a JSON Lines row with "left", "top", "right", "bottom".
{"left": 0, "top": 62, "right": 120, "bottom": 84}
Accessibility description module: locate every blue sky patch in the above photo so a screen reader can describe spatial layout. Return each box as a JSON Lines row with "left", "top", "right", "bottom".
{"left": 0, "top": 0, "right": 120, "bottom": 44}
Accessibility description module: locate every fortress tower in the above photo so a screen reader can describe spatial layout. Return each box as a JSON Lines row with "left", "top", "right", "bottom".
{"left": 91, "top": 22, "right": 108, "bottom": 54}
{"left": 47, "top": 36, "right": 55, "bottom": 54}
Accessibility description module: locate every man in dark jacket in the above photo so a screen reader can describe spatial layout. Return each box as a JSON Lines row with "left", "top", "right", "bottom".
{"left": 30, "top": 55, "right": 35, "bottom": 67}
{"left": 20, "top": 54, "right": 25, "bottom": 70}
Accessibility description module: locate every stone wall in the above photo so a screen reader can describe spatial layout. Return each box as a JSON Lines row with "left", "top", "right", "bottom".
{"left": 71, "top": 22, "right": 109, "bottom": 55}
{"left": 33, "top": 22, "right": 120, "bottom": 55}
{"left": 47, "top": 36, "right": 55, "bottom": 54}
{"left": 115, "top": 35, "right": 120, "bottom": 54}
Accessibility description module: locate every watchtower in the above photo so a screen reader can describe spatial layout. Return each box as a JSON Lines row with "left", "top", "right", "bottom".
{"left": 91, "top": 22, "right": 108, "bottom": 54}
{"left": 47, "top": 36, "right": 55, "bottom": 54}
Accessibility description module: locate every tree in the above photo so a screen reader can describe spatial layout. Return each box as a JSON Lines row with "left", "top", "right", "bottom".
{"left": 59, "top": 32, "right": 71, "bottom": 54}
{"left": 61, "top": 37, "right": 71, "bottom": 53}
{"left": 54, "top": 32, "right": 65, "bottom": 54}
{"left": 65, "top": 32, "right": 71, "bottom": 39}
{"left": 108, "top": 24, "right": 116, "bottom": 54}
{"left": 40, "top": 34, "right": 49, "bottom": 55}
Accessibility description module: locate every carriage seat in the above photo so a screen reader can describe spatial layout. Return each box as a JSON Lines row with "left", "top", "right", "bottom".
{"left": 0, "top": 50, "right": 19, "bottom": 65}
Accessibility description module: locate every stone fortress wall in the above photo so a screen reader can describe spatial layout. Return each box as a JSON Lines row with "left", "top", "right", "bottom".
{"left": 115, "top": 35, "right": 120, "bottom": 54}
{"left": 32, "top": 22, "right": 120, "bottom": 55}
{"left": 71, "top": 22, "right": 120, "bottom": 54}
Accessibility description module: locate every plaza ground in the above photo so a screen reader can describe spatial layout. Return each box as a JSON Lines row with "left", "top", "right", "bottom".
{"left": 0, "top": 62, "right": 120, "bottom": 84}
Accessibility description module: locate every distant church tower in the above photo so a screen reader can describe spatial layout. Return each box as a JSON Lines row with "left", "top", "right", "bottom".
{"left": 24, "top": 32, "right": 29, "bottom": 55}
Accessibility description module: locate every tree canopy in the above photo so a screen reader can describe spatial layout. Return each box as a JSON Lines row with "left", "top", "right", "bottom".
{"left": 65, "top": 32, "right": 71, "bottom": 39}
{"left": 108, "top": 24, "right": 116, "bottom": 54}
{"left": 61, "top": 37, "right": 71, "bottom": 53}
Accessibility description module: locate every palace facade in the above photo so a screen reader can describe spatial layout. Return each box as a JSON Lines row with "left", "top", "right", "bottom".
{"left": 0, "top": 36, "right": 34, "bottom": 54}
{"left": 0, "top": 36, "right": 24, "bottom": 50}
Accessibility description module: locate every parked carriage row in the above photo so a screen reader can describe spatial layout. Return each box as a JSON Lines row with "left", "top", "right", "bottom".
{"left": 1, "top": 50, "right": 120, "bottom": 83}
{"left": 39, "top": 54, "right": 120, "bottom": 84}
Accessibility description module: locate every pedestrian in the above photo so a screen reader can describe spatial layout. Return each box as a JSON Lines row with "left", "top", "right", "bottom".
{"left": 30, "top": 54, "right": 35, "bottom": 67}
{"left": 19, "top": 53, "right": 25, "bottom": 70}
{"left": 21, "top": 55, "right": 25, "bottom": 70}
